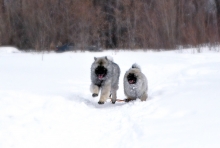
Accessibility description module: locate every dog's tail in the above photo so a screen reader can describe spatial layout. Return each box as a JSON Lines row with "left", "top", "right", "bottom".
{"left": 131, "top": 63, "right": 141, "bottom": 70}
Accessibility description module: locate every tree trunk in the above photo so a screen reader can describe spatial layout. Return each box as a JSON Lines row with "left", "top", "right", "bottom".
{"left": 215, "top": 0, "right": 220, "bottom": 39}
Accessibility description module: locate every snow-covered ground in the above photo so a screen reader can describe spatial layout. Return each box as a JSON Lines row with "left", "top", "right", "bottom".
{"left": 0, "top": 47, "right": 220, "bottom": 148}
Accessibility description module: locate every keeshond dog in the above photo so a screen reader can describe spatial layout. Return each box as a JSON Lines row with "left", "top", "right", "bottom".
{"left": 123, "top": 63, "right": 148, "bottom": 102}
{"left": 90, "top": 56, "right": 120, "bottom": 104}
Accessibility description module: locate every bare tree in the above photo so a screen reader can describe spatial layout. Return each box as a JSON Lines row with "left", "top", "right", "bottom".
{"left": 0, "top": 0, "right": 220, "bottom": 50}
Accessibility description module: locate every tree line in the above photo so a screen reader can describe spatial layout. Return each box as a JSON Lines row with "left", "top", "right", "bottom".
{"left": 0, "top": 0, "right": 220, "bottom": 51}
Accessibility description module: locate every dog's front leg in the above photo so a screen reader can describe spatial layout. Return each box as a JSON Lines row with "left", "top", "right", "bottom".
{"left": 98, "top": 84, "right": 111, "bottom": 104}
{"left": 90, "top": 84, "right": 100, "bottom": 97}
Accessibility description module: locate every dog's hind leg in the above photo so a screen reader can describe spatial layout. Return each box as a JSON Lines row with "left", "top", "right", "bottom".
{"left": 111, "top": 89, "right": 117, "bottom": 104}
{"left": 140, "top": 92, "right": 148, "bottom": 101}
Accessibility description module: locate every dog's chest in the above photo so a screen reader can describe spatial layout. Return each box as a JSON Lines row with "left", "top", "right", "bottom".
{"left": 127, "top": 84, "right": 138, "bottom": 97}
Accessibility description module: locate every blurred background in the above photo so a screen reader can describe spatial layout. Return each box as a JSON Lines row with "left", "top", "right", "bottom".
{"left": 0, "top": 0, "right": 219, "bottom": 51}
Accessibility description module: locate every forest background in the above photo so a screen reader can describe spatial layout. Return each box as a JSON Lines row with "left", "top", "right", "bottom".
{"left": 0, "top": 0, "right": 220, "bottom": 51}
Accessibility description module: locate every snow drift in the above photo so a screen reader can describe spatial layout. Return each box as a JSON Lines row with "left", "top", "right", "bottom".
{"left": 0, "top": 47, "right": 220, "bottom": 148}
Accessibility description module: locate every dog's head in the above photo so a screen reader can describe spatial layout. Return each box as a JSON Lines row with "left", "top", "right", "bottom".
{"left": 127, "top": 73, "right": 137, "bottom": 84}
{"left": 94, "top": 56, "right": 110, "bottom": 80}
{"left": 95, "top": 65, "right": 107, "bottom": 80}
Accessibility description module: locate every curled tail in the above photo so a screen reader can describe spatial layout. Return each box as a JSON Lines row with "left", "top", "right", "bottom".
{"left": 131, "top": 63, "right": 141, "bottom": 70}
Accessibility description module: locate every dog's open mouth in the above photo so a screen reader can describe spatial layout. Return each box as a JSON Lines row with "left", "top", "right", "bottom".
{"left": 128, "top": 80, "right": 135, "bottom": 84}
{"left": 98, "top": 74, "right": 105, "bottom": 79}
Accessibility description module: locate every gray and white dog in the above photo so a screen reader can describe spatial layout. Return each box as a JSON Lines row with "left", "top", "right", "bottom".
{"left": 90, "top": 56, "right": 120, "bottom": 104}
{"left": 123, "top": 63, "right": 148, "bottom": 102}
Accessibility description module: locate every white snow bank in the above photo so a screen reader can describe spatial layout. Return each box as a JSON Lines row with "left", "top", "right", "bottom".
{"left": 0, "top": 47, "right": 220, "bottom": 148}
{"left": 0, "top": 46, "right": 21, "bottom": 53}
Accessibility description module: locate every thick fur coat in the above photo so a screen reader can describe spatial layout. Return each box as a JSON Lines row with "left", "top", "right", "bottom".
{"left": 123, "top": 63, "right": 148, "bottom": 101}
{"left": 90, "top": 56, "right": 120, "bottom": 104}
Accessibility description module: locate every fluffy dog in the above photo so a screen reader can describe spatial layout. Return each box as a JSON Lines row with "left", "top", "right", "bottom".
{"left": 123, "top": 63, "right": 148, "bottom": 102}
{"left": 90, "top": 56, "right": 120, "bottom": 104}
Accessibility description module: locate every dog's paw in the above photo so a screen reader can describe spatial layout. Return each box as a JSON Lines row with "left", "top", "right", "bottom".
{"left": 125, "top": 98, "right": 134, "bottom": 102}
{"left": 125, "top": 99, "right": 130, "bottom": 102}
{"left": 111, "top": 99, "right": 116, "bottom": 104}
{"left": 92, "top": 93, "right": 98, "bottom": 97}
{"left": 98, "top": 101, "right": 104, "bottom": 105}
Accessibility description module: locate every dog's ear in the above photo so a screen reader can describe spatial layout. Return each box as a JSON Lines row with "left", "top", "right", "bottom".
{"left": 105, "top": 56, "right": 113, "bottom": 61}
{"left": 94, "top": 57, "right": 97, "bottom": 61}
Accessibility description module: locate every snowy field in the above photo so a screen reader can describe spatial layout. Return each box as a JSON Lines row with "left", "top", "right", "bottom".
{"left": 0, "top": 47, "right": 220, "bottom": 148}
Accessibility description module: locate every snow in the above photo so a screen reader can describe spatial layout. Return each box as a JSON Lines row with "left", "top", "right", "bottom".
{"left": 0, "top": 47, "right": 220, "bottom": 148}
